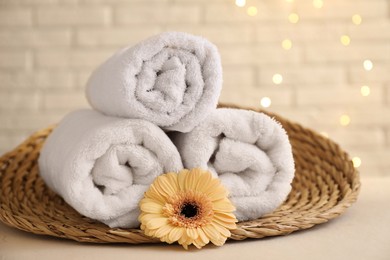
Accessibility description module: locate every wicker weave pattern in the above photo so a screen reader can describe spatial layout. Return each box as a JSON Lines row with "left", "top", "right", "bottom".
{"left": 0, "top": 105, "right": 361, "bottom": 243}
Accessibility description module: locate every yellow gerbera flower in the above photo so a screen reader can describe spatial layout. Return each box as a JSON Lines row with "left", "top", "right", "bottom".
{"left": 139, "top": 168, "right": 237, "bottom": 249}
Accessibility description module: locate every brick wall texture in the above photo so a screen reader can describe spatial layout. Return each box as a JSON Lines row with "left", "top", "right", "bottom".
{"left": 0, "top": 0, "right": 389, "bottom": 176}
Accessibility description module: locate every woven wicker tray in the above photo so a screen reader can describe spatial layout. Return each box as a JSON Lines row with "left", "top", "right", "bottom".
{"left": 0, "top": 104, "right": 360, "bottom": 244}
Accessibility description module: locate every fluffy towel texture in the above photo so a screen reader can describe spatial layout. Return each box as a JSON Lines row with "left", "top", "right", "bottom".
{"left": 38, "top": 109, "right": 183, "bottom": 228}
{"left": 172, "top": 108, "right": 295, "bottom": 221}
{"left": 86, "top": 31, "right": 223, "bottom": 133}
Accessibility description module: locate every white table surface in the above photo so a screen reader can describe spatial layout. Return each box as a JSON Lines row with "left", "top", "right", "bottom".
{"left": 1, "top": 177, "right": 390, "bottom": 260}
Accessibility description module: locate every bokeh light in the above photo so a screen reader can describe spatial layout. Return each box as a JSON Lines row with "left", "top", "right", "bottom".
{"left": 235, "top": 0, "right": 246, "bottom": 7}
{"left": 282, "top": 39, "right": 292, "bottom": 50}
{"left": 260, "top": 97, "right": 272, "bottom": 108}
{"left": 320, "top": 132, "right": 329, "bottom": 138}
{"left": 272, "top": 74, "right": 283, "bottom": 84}
{"left": 340, "top": 115, "right": 351, "bottom": 126}
{"left": 247, "top": 6, "right": 258, "bottom": 16}
{"left": 352, "top": 157, "right": 362, "bottom": 168}
{"left": 361, "top": 85, "right": 370, "bottom": 96}
{"left": 313, "top": 0, "right": 324, "bottom": 9}
{"left": 340, "top": 35, "right": 351, "bottom": 46}
{"left": 363, "top": 60, "right": 373, "bottom": 71}
{"left": 288, "top": 13, "right": 299, "bottom": 23}
{"left": 352, "top": 14, "right": 362, "bottom": 25}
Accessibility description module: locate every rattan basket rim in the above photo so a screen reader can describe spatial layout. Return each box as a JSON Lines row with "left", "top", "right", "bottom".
{"left": 0, "top": 104, "right": 361, "bottom": 244}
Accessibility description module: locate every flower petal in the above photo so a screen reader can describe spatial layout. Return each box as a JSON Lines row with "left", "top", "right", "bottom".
{"left": 138, "top": 213, "right": 161, "bottom": 223}
{"left": 212, "top": 216, "right": 237, "bottom": 230}
{"left": 155, "top": 174, "right": 178, "bottom": 197}
{"left": 204, "top": 224, "right": 226, "bottom": 246}
{"left": 184, "top": 171, "right": 197, "bottom": 191}
{"left": 178, "top": 232, "right": 191, "bottom": 250}
{"left": 186, "top": 228, "right": 199, "bottom": 240}
{"left": 193, "top": 237, "right": 206, "bottom": 249}
{"left": 207, "top": 186, "right": 228, "bottom": 201}
{"left": 165, "top": 172, "right": 180, "bottom": 191}
{"left": 214, "top": 211, "right": 237, "bottom": 223}
{"left": 168, "top": 227, "right": 184, "bottom": 243}
{"left": 194, "top": 170, "right": 213, "bottom": 192}
{"left": 202, "top": 225, "right": 221, "bottom": 243}
{"left": 199, "top": 176, "right": 221, "bottom": 193}
{"left": 144, "top": 186, "right": 166, "bottom": 204}
{"left": 154, "top": 224, "right": 173, "bottom": 239}
{"left": 144, "top": 226, "right": 158, "bottom": 237}
{"left": 140, "top": 201, "right": 164, "bottom": 214}
{"left": 177, "top": 169, "right": 189, "bottom": 191}
{"left": 211, "top": 237, "right": 226, "bottom": 247}
{"left": 211, "top": 222, "right": 231, "bottom": 237}
{"left": 140, "top": 197, "right": 161, "bottom": 204}
{"left": 197, "top": 227, "right": 210, "bottom": 245}
{"left": 146, "top": 217, "right": 168, "bottom": 230}
{"left": 213, "top": 199, "right": 236, "bottom": 212}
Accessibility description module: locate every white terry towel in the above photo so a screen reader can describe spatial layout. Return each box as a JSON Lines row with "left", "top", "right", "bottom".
{"left": 86, "top": 31, "right": 223, "bottom": 133}
{"left": 38, "top": 110, "right": 183, "bottom": 228}
{"left": 172, "top": 108, "right": 295, "bottom": 221}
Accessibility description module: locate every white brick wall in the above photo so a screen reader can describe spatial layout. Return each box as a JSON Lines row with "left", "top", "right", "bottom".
{"left": 258, "top": 66, "right": 346, "bottom": 86}
{"left": 0, "top": 71, "right": 74, "bottom": 89}
{"left": 166, "top": 25, "right": 255, "bottom": 45}
{"left": 0, "top": 90, "right": 40, "bottom": 111}
{"left": 349, "top": 64, "right": 390, "bottom": 83}
{"left": 42, "top": 90, "right": 88, "bottom": 111}
{"left": 34, "top": 50, "right": 114, "bottom": 68}
{"left": 305, "top": 43, "right": 390, "bottom": 62}
{"left": 0, "top": 29, "right": 72, "bottom": 47}
{"left": 296, "top": 87, "right": 383, "bottom": 106}
{"left": 0, "top": 50, "right": 30, "bottom": 69}
{"left": 0, "top": 8, "right": 32, "bottom": 26}
{"left": 75, "top": 27, "right": 161, "bottom": 46}
{"left": 0, "top": 0, "right": 389, "bottom": 177}
{"left": 219, "top": 45, "right": 303, "bottom": 65}
{"left": 36, "top": 7, "right": 111, "bottom": 26}
{"left": 114, "top": 4, "right": 201, "bottom": 25}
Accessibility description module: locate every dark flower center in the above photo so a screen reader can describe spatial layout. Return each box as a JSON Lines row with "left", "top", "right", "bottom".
{"left": 180, "top": 202, "right": 199, "bottom": 218}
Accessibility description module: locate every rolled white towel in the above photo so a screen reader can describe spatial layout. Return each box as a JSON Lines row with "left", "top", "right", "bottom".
{"left": 172, "top": 108, "right": 295, "bottom": 221}
{"left": 86, "top": 31, "right": 223, "bottom": 133}
{"left": 38, "top": 110, "right": 183, "bottom": 228}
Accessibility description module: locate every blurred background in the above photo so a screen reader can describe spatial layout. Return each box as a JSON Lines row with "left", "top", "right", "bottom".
{"left": 0, "top": 0, "right": 389, "bottom": 176}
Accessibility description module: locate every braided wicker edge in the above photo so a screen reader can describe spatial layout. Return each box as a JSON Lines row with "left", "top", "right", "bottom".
{"left": 0, "top": 104, "right": 361, "bottom": 243}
